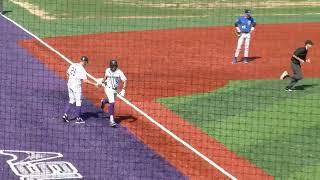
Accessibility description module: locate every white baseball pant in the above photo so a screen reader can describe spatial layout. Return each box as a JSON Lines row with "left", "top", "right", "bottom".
{"left": 104, "top": 87, "right": 117, "bottom": 103}
{"left": 68, "top": 86, "right": 82, "bottom": 106}
{"left": 234, "top": 33, "right": 251, "bottom": 58}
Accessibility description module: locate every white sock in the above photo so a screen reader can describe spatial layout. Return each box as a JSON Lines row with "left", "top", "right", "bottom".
{"left": 110, "top": 115, "right": 114, "bottom": 123}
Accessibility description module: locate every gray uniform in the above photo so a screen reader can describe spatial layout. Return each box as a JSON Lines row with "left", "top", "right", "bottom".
{"left": 286, "top": 47, "right": 308, "bottom": 90}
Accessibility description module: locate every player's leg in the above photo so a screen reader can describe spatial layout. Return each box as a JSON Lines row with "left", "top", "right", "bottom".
{"left": 243, "top": 33, "right": 251, "bottom": 63}
{"left": 105, "top": 87, "right": 117, "bottom": 127}
{"left": 280, "top": 70, "right": 289, "bottom": 80}
{"left": 100, "top": 98, "right": 109, "bottom": 109}
{"left": 286, "top": 62, "right": 303, "bottom": 90}
{"left": 74, "top": 89, "right": 85, "bottom": 124}
{"left": 63, "top": 86, "right": 75, "bottom": 122}
{"left": 233, "top": 34, "right": 245, "bottom": 64}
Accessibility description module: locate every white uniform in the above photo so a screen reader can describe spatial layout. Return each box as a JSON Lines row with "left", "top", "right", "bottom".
{"left": 104, "top": 68, "right": 127, "bottom": 103}
{"left": 67, "top": 63, "right": 87, "bottom": 106}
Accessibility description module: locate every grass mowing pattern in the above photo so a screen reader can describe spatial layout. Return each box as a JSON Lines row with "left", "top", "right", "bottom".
{"left": 3, "top": 0, "right": 320, "bottom": 37}
{"left": 157, "top": 79, "right": 320, "bottom": 179}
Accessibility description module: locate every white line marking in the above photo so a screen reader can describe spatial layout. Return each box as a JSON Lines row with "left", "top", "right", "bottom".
{"left": 1, "top": 14, "right": 237, "bottom": 180}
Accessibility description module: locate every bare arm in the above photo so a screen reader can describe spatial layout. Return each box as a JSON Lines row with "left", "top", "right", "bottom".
{"left": 83, "top": 79, "right": 98, "bottom": 86}
{"left": 102, "top": 75, "right": 107, "bottom": 83}
{"left": 122, "top": 80, "right": 127, "bottom": 90}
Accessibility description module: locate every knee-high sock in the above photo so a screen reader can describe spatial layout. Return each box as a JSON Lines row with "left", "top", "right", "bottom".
{"left": 64, "top": 103, "right": 72, "bottom": 114}
{"left": 75, "top": 106, "right": 81, "bottom": 118}
{"left": 108, "top": 103, "right": 115, "bottom": 116}
{"left": 109, "top": 103, "right": 115, "bottom": 123}
{"left": 102, "top": 98, "right": 109, "bottom": 104}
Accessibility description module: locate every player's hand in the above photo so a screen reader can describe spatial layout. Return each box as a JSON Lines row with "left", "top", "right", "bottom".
{"left": 119, "top": 89, "right": 126, "bottom": 96}
{"left": 234, "top": 30, "right": 241, "bottom": 37}
{"left": 306, "top": 59, "right": 311, "bottom": 63}
{"left": 96, "top": 82, "right": 102, "bottom": 87}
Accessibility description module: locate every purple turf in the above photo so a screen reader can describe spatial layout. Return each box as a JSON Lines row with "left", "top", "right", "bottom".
{"left": 0, "top": 16, "right": 185, "bottom": 179}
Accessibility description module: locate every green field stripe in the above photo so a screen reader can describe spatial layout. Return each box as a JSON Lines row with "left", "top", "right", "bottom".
{"left": 287, "top": 165, "right": 320, "bottom": 180}
{"left": 4, "top": 0, "right": 320, "bottom": 37}
{"left": 157, "top": 79, "right": 320, "bottom": 178}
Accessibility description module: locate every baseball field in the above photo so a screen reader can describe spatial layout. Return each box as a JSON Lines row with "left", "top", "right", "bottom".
{"left": 1, "top": 0, "right": 320, "bottom": 179}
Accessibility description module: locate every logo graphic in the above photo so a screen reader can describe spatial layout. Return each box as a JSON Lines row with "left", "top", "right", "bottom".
{"left": 0, "top": 150, "right": 82, "bottom": 179}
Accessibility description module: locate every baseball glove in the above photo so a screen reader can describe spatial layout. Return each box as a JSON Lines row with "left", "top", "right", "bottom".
{"left": 234, "top": 30, "right": 241, "bottom": 37}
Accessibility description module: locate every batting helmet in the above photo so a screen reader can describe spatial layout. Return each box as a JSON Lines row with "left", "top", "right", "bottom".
{"left": 80, "top": 56, "right": 89, "bottom": 63}
{"left": 109, "top": 59, "right": 118, "bottom": 72}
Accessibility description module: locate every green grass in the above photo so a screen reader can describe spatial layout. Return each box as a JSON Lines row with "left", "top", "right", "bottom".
{"left": 157, "top": 79, "right": 320, "bottom": 179}
{"left": 3, "top": 0, "right": 320, "bottom": 37}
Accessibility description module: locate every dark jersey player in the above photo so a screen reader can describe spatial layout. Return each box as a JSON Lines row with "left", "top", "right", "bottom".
{"left": 280, "top": 40, "right": 314, "bottom": 91}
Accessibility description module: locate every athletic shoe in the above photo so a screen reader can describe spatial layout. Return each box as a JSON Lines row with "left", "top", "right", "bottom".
{"left": 100, "top": 99, "right": 105, "bottom": 109}
{"left": 243, "top": 57, "right": 249, "bottom": 64}
{"left": 75, "top": 117, "right": 85, "bottom": 124}
{"left": 232, "top": 57, "right": 237, "bottom": 64}
{"left": 285, "top": 87, "right": 293, "bottom": 92}
{"left": 62, "top": 114, "right": 69, "bottom": 123}
{"left": 280, "top": 71, "right": 289, "bottom": 80}
{"left": 109, "top": 121, "right": 118, "bottom": 128}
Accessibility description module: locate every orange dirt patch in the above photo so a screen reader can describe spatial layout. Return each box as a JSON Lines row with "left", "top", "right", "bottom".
{"left": 20, "top": 22, "right": 320, "bottom": 179}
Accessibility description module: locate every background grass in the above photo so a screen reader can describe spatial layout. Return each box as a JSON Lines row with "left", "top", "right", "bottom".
{"left": 158, "top": 79, "right": 320, "bottom": 179}
{"left": 3, "top": 0, "right": 320, "bottom": 37}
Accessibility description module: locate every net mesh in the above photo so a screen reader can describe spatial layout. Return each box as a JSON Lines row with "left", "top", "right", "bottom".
{"left": 0, "top": 0, "right": 319, "bottom": 179}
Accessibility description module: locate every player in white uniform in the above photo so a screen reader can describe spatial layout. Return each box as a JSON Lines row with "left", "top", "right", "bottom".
{"left": 100, "top": 59, "right": 127, "bottom": 127}
{"left": 62, "top": 56, "right": 98, "bottom": 124}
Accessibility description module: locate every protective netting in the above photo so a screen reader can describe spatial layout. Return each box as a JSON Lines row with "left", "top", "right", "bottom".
{"left": 0, "top": 0, "right": 320, "bottom": 179}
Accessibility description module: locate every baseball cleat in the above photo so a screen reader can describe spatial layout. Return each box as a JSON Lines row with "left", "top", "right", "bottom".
{"left": 62, "top": 114, "right": 69, "bottom": 123}
{"left": 232, "top": 57, "right": 237, "bottom": 64}
{"left": 243, "top": 57, "right": 249, "bottom": 64}
{"left": 285, "top": 87, "right": 293, "bottom": 92}
{"left": 109, "top": 121, "right": 118, "bottom": 128}
{"left": 75, "top": 117, "right": 85, "bottom": 124}
{"left": 280, "top": 71, "right": 289, "bottom": 80}
{"left": 100, "top": 99, "right": 105, "bottom": 109}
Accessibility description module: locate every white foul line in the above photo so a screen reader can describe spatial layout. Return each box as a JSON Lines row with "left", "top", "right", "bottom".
{"left": 1, "top": 14, "right": 237, "bottom": 180}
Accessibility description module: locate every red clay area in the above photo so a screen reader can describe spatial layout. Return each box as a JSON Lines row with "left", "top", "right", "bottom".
{"left": 20, "top": 23, "right": 320, "bottom": 179}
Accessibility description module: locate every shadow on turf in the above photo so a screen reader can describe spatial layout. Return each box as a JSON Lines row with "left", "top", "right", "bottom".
{"left": 116, "top": 115, "right": 137, "bottom": 123}
{"left": 81, "top": 111, "right": 137, "bottom": 123}
{"left": 1, "top": 10, "right": 12, "bottom": 15}
{"left": 82, "top": 111, "right": 101, "bottom": 120}
{"left": 239, "top": 56, "right": 262, "bottom": 62}
{"left": 294, "top": 84, "right": 318, "bottom": 90}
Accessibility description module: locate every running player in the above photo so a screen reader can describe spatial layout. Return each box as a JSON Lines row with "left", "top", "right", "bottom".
{"left": 233, "top": 9, "right": 256, "bottom": 64}
{"left": 62, "top": 56, "right": 98, "bottom": 123}
{"left": 100, "top": 59, "right": 127, "bottom": 127}
{"left": 280, "top": 40, "right": 314, "bottom": 91}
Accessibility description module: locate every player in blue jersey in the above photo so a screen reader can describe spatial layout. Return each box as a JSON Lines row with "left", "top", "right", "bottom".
{"left": 232, "top": 9, "right": 256, "bottom": 64}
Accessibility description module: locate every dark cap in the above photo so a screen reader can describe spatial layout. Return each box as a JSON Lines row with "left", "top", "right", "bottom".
{"left": 305, "top": 40, "right": 314, "bottom": 45}
{"left": 244, "top": 9, "right": 251, "bottom": 15}
{"left": 80, "top": 56, "right": 89, "bottom": 62}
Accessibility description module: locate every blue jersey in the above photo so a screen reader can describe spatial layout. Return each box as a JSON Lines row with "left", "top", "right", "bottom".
{"left": 235, "top": 16, "right": 256, "bottom": 33}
